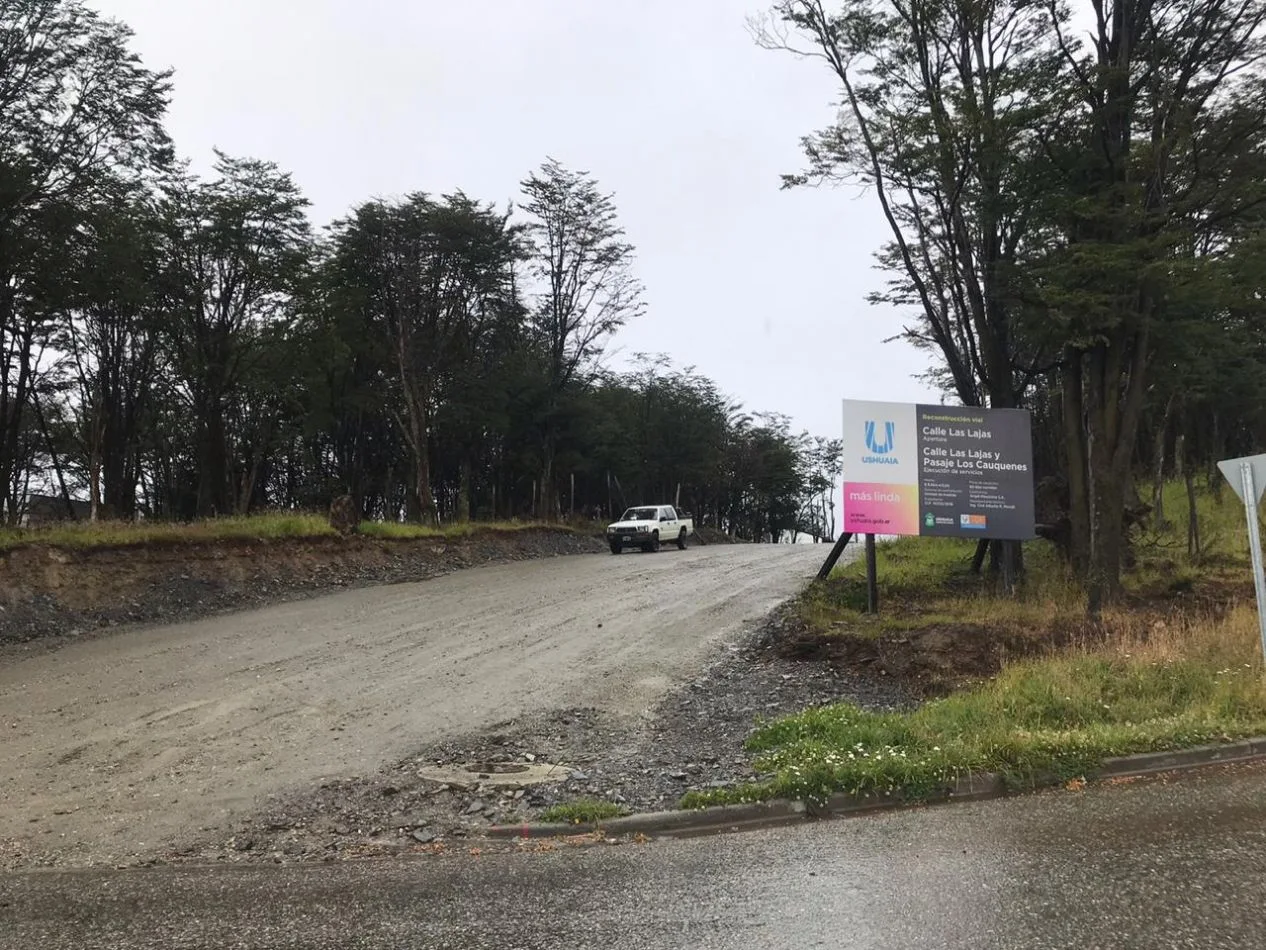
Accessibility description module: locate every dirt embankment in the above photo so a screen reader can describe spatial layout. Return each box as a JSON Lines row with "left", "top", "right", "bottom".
{"left": 0, "top": 529, "right": 606, "bottom": 646}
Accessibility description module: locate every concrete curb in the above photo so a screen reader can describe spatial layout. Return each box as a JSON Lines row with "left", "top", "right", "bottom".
{"left": 486, "top": 800, "right": 808, "bottom": 840}
{"left": 486, "top": 737, "right": 1266, "bottom": 841}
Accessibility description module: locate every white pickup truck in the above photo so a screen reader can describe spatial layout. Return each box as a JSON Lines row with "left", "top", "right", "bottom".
{"left": 606, "top": 505, "right": 693, "bottom": 554}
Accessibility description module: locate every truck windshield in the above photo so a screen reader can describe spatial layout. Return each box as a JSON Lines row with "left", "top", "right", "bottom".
{"left": 621, "top": 508, "right": 658, "bottom": 521}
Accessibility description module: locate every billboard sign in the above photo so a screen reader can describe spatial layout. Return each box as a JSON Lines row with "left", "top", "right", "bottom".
{"left": 842, "top": 400, "right": 1036, "bottom": 540}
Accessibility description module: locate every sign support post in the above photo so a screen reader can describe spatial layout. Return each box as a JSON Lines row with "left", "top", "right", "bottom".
{"left": 864, "top": 534, "right": 878, "bottom": 614}
{"left": 815, "top": 532, "right": 854, "bottom": 581}
{"left": 1239, "top": 461, "right": 1266, "bottom": 660}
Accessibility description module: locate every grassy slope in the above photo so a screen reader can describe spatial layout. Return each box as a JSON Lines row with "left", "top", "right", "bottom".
{"left": 0, "top": 513, "right": 579, "bottom": 553}
{"left": 685, "top": 482, "right": 1266, "bottom": 808}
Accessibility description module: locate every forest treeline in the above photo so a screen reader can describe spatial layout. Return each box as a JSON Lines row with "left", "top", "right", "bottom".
{"left": 762, "top": 0, "right": 1266, "bottom": 606}
{"left": 0, "top": 1, "right": 842, "bottom": 542}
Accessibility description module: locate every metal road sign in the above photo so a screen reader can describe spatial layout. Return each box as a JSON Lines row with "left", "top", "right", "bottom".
{"left": 840, "top": 399, "right": 1036, "bottom": 541}
{"left": 1217, "top": 454, "right": 1266, "bottom": 505}
{"left": 1219, "top": 454, "right": 1266, "bottom": 661}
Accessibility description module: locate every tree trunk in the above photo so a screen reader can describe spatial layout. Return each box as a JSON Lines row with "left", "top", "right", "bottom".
{"left": 1208, "top": 413, "right": 1224, "bottom": 503}
{"left": 400, "top": 388, "right": 438, "bottom": 527}
{"left": 102, "top": 430, "right": 133, "bottom": 520}
{"left": 1175, "top": 425, "right": 1200, "bottom": 558}
{"left": 88, "top": 413, "right": 104, "bottom": 523}
{"left": 1151, "top": 394, "right": 1175, "bottom": 530}
{"left": 457, "top": 454, "right": 473, "bottom": 522}
{"left": 0, "top": 289, "right": 35, "bottom": 527}
{"left": 1086, "top": 459, "right": 1127, "bottom": 615}
{"left": 1081, "top": 329, "right": 1151, "bottom": 613}
{"left": 414, "top": 447, "right": 438, "bottom": 527}
{"left": 970, "top": 539, "right": 989, "bottom": 575}
{"left": 237, "top": 452, "right": 264, "bottom": 515}
{"left": 32, "top": 391, "right": 78, "bottom": 521}
{"left": 1061, "top": 353, "right": 1091, "bottom": 577}
{"left": 196, "top": 394, "right": 230, "bottom": 517}
{"left": 538, "top": 441, "right": 558, "bottom": 521}
{"left": 1184, "top": 466, "right": 1200, "bottom": 559}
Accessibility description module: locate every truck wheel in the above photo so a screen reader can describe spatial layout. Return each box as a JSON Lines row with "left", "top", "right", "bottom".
{"left": 609, "top": 541, "right": 622, "bottom": 555}
{"left": 644, "top": 533, "right": 660, "bottom": 553}
{"left": 676, "top": 529, "right": 687, "bottom": 550}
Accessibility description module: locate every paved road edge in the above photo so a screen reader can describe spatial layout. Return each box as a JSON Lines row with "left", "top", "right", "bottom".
{"left": 487, "top": 737, "right": 1266, "bottom": 840}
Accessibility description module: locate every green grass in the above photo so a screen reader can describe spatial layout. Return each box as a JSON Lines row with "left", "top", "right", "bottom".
{"left": 1147, "top": 478, "right": 1247, "bottom": 565}
{"left": 684, "top": 604, "right": 1266, "bottom": 809}
{"left": 0, "top": 512, "right": 338, "bottom": 551}
{"left": 356, "top": 519, "right": 568, "bottom": 541}
{"left": 539, "top": 799, "right": 630, "bottom": 825}
{"left": 794, "top": 534, "right": 1080, "bottom": 640}
{"left": 691, "top": 480, "right": 1266, "bottom": 810}
{"left": 795, "top": 481, "right": 1255, "bottom": 641}
{"left": 0, "top": 513, "right": 574, "bottom": 552}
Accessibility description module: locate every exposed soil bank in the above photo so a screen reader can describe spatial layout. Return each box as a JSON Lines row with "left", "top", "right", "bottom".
{"left": 0, "top": 528, "right": 606, "bottom": 645}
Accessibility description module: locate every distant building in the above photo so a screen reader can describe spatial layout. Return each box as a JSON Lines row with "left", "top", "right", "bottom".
{"left": 21, "top": 493, "right": 91, "bottom": 527}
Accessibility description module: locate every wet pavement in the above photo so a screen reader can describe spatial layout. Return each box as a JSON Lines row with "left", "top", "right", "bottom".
{"left": 3, "top": 763, "right": 1265, "bottom": 949}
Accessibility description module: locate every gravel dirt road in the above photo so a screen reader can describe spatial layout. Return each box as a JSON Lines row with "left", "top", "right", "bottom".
{"left": 0, "top": 544, "right": 821, "bottom": 868}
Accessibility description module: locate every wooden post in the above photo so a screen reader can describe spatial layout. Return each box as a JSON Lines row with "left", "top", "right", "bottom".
{"left": 865, "top": 533, "right": 878, "bottom": 614}
{"left": 815, "top": 532, "right": 854, "bottom": 580}
{"left": 675, "top": 483, "right": 681, "bottom": 509}
{"left": 1000, "top": 539, "right": 1018, "bottom": 594}
{"left": 570, "top": 472, "right": 575, "bottom": 518}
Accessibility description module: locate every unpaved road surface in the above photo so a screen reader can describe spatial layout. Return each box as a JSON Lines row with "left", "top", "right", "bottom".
{"left": 0, "top": 544, "right": 820, "bottom": 868}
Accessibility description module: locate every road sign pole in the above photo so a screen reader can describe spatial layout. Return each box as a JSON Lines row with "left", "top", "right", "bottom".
{"left": 816, "top": 532, "right": 854, "bottom": 580}
{"left": 865, "top": 533, "right": 878, "bottom": 614}
{"left": 1239, "top": 461, "right": 1266, "bottom": 661}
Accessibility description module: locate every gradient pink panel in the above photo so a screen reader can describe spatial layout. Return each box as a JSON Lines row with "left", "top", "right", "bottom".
{"left": 842, "top": 482, "right": 920, "bottom": 536}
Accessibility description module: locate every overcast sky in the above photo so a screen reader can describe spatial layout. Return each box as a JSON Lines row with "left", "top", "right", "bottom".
{"left": 90, "top": 0, "right": 940, "bottom": 443}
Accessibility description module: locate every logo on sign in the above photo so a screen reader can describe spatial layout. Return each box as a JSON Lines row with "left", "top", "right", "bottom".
{"left": 960, "top": 514, "right": 987, "bottom": 530}
{"left": 863, "top": 420, "right": 898, "bottom": 465}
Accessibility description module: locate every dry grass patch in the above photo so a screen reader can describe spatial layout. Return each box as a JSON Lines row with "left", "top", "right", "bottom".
{"left": 711, "top": 483, "right": 1266, "bottom": 808}
{"left": 785, "top": 484, "right": 1256, "bottom": 689}
{"left": 0, "top": 513, "right": 337, "bottom": 551}
{"left": 0, "top": 514, "right": 577, "bottom": 552}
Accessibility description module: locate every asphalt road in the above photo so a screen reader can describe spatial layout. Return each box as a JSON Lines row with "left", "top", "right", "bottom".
{"left": 4, "top": 764, "right": 1264, "bottom": 949}
{"left": 0, "top": 544, "right": 821, "bottom": 868}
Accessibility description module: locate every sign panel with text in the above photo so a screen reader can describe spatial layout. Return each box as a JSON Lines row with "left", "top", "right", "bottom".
{"left": 842, "top": 400, "right": 1036, "bottom": 540}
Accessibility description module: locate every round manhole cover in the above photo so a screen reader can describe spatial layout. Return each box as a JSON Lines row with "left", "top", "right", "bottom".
{"left": 466, "top": 762, "right": 529, "bottom": 776}
{"left": 415, "top": 760, "right": 570, "bottom": 787}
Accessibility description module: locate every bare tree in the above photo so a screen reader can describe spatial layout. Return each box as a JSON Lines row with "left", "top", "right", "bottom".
{"left": 520, "top": 158, "right": 645, "bottom": 519}
{"left": 752, "top": 0, "right": 1063, "bottom": 414}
